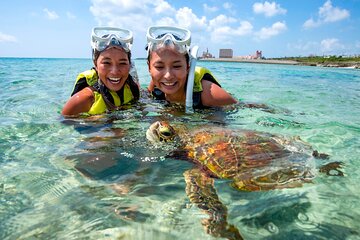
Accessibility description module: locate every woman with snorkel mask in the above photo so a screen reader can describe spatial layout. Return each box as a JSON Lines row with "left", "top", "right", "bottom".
{"left": 62, "top": 27, "right": 140, "bottom": 117}
{"left": 146, "top": 26, "right": 237, "bottom": 109}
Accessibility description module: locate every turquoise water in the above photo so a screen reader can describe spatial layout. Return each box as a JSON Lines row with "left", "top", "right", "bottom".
{"left": 0, "top": 57, "right": 359, "bottom": 239}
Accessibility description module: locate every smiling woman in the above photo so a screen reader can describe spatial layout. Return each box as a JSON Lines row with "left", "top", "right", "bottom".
{"left": 146, "top": 26, "right": 237, "bottom": 109}
{"left": 61, "top": 27, "right": 140, "bottom": 117}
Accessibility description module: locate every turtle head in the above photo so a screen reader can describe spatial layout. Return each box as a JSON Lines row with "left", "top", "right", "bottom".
{"left": 146, "top": 121, "right": 176, "bottom": 143}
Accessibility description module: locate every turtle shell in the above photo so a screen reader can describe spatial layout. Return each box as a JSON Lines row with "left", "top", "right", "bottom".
{"left": 178, "top": 126, "right": 315, "bottom": 191}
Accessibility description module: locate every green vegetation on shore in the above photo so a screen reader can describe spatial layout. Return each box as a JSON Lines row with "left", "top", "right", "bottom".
{"left": 271, "top": 55, "right": 360, "bottom": 67}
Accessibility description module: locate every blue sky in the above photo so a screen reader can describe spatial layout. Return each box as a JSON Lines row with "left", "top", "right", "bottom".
{"left": 1, "top": 0, "right": 359, "bottom": 58}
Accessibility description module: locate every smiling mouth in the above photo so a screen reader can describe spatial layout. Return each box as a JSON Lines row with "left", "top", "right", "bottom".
{"left": 161, "top": 82, "right": 176, "bottom": 86}
{"left": 108, "top": 77, "right": 121, "bottom": 84}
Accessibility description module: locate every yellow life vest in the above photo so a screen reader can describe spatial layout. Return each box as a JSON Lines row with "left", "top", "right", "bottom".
{"left": 193, "top": 66, "right": 221, "bottom": 92}
{"left": 71, "top": 68, "right": 140, "bottom": 115}
{"left": 88, "top": 83, "right": 136, "bottom": 115}
{"left": 71, "top": 68, "right": 98, "bottom": 96}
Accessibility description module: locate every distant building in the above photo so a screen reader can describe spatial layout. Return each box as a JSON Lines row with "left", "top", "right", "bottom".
{"left": 255, "top": 50, "right": 262, "bottom": 59}
{"left": 235, "top": 50, "right": 263, "bottom": 59}
{"left": 219, "top": 49, "right": 233, "bottom": 58}
{"left": 201, "top": 48, "right": 214, "bottom": 58}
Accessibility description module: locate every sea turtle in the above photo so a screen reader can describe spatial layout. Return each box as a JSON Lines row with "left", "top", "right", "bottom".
{"left": 146, "top": 121, "right": 343, "bottom": 240}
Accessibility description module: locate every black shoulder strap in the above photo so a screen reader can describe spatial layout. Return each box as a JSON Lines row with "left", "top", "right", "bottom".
{"left": 191, "top": 73, "right": 221, "bottom": 109}
{"left": 93, "top": 82, "right": 115, "bottom": 104}
{"left": 71, "top": 67, "right": 97, "bottom": 96}
{"left": 126, "top": 75, "right": 140, "bottom": 101}
{"left": 115, "top": 75, "right": 140, "bottom": 105}
{"left": 93, "top": 82, "right": 117, "bottom": 111}
{"left": 203, "top": 73, "right": 221, "bottom": 87}
{"left": 71, "top": 77, "right": 88, "bottom": 96}
{"left": 93, "top": 75, "right": 140, "bottom": 112}
{"left": 116, "top": 86, "right": 125, "bottom": 105}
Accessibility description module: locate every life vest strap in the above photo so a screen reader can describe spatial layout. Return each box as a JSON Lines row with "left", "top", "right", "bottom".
{"left": 92, "top": 75, "right": 140, "bottom": 112}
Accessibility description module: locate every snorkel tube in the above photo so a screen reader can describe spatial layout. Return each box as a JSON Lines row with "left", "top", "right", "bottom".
{"left": 185, "top": 45, "right": 199, "bottom": 113}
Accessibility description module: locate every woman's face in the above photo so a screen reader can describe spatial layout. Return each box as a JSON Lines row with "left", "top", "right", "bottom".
{"left": 148, "top": 48, "right": 189, "bottom": 98}
{"left": 95, "top": 47, "right": 130, "bottom": 91}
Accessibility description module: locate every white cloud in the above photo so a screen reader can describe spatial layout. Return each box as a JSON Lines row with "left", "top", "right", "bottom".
{"left": 253, "top": 1, "right": 287, "bottom": 17}
{"left": 255, "top": 21, "right": 287, "bottom": 40}
{"left": 303, "top": 18, "right": 321, "bottom": 29}
{"left": 319, "top": 0, "right": 350, "bottom": 23}
{"left": 66, "top": 12, "right": 76, "bottom": 19}
{"left": 43, "top": 8, "right": 59, "bottom": 20}
{"left": 210, "top": 20, "right": 253, "bottom": 43}
{"left": 209, "top": 14, "right": 237, "bottom": 28}
{"left": 210, "top": 27, "right": 233, "bottom": 43}
{"left": 90, "top": 0, "right": 156, "bottom": 32}
{"left": 233, "top": 21, "right": 253, "bottom": 36}
{"left": 0, "top": 32, "right": 17, "bottom": 42}
{"left": 223, "top": 2, "right": 236, "bottom": 15}
{"left": 287, "top": 39, "right": 350, "bottom": 56}
{"left": 303, "top": 0, "right": 350, "bottom": 29}
{"left": 320, "top": 38, "right": 344, "bottom": 53}
{"left": 154, "top": 1, "right": 175, "bottom": 14}
{"left": 203, "top": 4, "right": 218, "bottom": 13}
{"left": 154, "top": 7, "right": 207, "bottom": 31}
{"left": 91, "top": 0, "right": 206, "bottom": 31}
{"left": 155, "top": 17, "right": 176, "bottom": 26}
{"left": 175, "top": 7, "right": 207, "bottom": 30}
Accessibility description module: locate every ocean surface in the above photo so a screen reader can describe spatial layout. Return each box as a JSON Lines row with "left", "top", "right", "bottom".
{"left": 0, "top": 57, "right": 359, "bottom": 240}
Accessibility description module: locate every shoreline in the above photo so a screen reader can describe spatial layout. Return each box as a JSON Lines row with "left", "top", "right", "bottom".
{"left": 200, "top": 58, "right": 299, "bottom": 65}
{"left": 199, "top": 58, "right": 360, "bottom": 69}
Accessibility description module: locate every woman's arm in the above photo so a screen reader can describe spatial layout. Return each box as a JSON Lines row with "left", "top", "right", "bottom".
{"left": 201, "top": 80, "right": 238, "bottom": 107}
{"left": 62, "top": 87, "right": 94, "bottom": 116}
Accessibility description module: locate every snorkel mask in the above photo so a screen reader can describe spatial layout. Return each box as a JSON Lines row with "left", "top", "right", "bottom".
{"left": 91, "top": 27, "right": 139, "bottom": 84}
{"left": 91, "top": 27, "right": 133, "bottom": 58}
{"left": 146, "top": 26, "right": 191, "bottom": 55}
{"left": 146, "top": 26, "right": 199, "bottom": 113}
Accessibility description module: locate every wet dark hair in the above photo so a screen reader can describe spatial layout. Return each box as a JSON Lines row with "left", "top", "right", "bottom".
{"left": 157, "top": 33, "right": 182, "bottom": 40}
{"left": 146, "top": 51, "right": 189, "bottom": 65}
{"left": 146, "top": 33, "right": 189, "bottom": 64}
{"left": 92, "top": 48, "right": 132, "bottom": 66}
{"left": 92, "top": 34, "right": 131, "bottom": 65}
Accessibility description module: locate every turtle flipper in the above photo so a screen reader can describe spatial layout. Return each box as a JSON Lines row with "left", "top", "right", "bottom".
{"left": 312, "top": 150, "right": 330, "bottom": 159}
{"left": 311, "top": 151, "right": 344, "bottom": 176}
{"left": 319, "top": 161, "right": 344, "bottom": 176}
{"left": 184, "top": 168, "right": 243, "bottom": 240}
